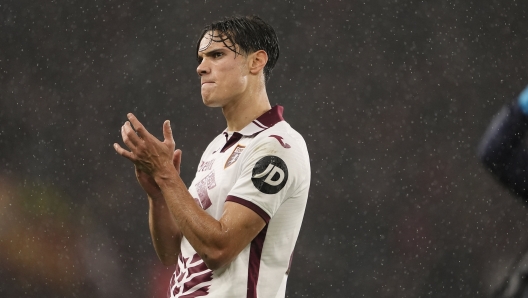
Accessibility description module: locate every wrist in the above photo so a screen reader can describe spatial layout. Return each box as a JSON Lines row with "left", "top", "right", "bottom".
{"left": 147, "top": 191, "right": 164, "bottom": 201}
{"left": 153, "top": 167, "right": 179, "bottom": 188}
{"left": 148, "top": 193, "right": 166, "bottom": 204}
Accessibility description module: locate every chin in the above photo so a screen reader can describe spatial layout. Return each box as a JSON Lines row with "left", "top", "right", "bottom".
{"left": 202, "top": 97, "right": 222, "bottom": 108}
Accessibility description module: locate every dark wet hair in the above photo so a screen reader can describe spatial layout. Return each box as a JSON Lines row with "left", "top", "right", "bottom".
{"left": 196, "top": 15, "right": 280, "bottom": 82}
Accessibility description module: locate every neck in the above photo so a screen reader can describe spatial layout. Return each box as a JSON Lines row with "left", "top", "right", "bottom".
{"left": 222, "top": 86, "right": 271, "bottom": 132}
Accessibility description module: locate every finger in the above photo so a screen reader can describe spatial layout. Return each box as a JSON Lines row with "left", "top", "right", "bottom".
{"left": 127, "top": 113, "right": 150, "bottom": 138}
{"left": 163, "top": 120, "right": 175, "bottom": 148}
{"left": 121, "top": 122, "right": 141, "bottom": 149}
{"left": 114, "top": 143, "right": 136, "bottom": 161}
{"left": 173, "top": 149, "right": 182, "bottom": 174}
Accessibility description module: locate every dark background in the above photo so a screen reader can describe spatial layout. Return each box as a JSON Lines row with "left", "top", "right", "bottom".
{"left": 2, "top": 0, "right": 528, "bottom": 297}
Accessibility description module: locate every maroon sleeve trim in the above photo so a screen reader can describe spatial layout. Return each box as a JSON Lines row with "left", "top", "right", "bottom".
{"left": 226, "top": 195, "right": 271, "bottom": 223}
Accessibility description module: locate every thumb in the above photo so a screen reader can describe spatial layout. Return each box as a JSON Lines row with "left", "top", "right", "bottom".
{"left": 173, "top": 149, "right": 182, "bottom": 174}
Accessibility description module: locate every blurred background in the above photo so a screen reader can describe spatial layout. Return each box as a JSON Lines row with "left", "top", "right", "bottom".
{"left": 2, "top": 0, "right": 528, "bottom": 297}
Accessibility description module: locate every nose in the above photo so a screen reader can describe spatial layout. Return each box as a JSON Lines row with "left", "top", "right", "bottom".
{"left": 196, "top": 59, "right": 209, "bottom": 76}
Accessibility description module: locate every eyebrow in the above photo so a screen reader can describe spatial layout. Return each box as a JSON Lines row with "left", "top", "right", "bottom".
{"left": 198, "top": 47, "right": 228, "bottom": 58}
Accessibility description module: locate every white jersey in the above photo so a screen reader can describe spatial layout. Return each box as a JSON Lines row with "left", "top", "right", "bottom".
{"left": 168, "top": 106, "right": 310, "bottom": 298}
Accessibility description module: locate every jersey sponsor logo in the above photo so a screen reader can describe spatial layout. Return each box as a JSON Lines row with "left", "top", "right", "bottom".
{"left": 251, "top": 156, "right": 288, "bottom": 194}
{"left": 195, "top": 171, "right": 215, "bottom": 210}
{"left": 225, "top": 144, "right": 245, "bottom": 168}
{"left": 197, "top": 159, "right": 215, "bottom": 172}
{"left": 169, "top": 253, "right": 213, "bottom": 298}
{"left": 269, "top": 135, "right": 291, "bottom": 148}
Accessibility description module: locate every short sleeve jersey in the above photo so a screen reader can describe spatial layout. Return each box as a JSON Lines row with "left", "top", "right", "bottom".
{"left": 168, "top": 106, "right": 311, "bottom": 298}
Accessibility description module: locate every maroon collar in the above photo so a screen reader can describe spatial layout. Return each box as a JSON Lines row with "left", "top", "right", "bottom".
{"left": 222, "top": 105, "right": 285, "bottom": 137}
{"left": 220, "top": 105, "right": 284, "bottom": 152}
{"left": 253, "top": 105, "right": 284, "bottom": 129}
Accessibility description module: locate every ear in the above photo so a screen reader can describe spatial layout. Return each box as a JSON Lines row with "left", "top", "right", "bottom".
{"left": 248, "top": 50, "right": 268, "bottom": 75}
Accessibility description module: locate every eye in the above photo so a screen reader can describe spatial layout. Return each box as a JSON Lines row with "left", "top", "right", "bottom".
{"left": 212, "top": 52, "right": 223, "bottom": 58}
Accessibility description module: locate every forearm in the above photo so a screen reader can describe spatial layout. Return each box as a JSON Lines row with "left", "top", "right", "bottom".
{"left": 114, "top": 115, "right": 232, "bottom": 265}
{"left": 149, "top": 195, "right": 183, "bottom": 265}
{"left": 154, "top": 170, "right": 232, "bottom": 269}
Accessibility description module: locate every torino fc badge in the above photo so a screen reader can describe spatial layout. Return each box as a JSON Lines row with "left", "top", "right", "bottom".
{"left": 225, "top": 144, "right": 245, "bottom": 168}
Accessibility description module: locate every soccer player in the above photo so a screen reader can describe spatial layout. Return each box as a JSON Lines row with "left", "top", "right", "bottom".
{"left": 114, "top": 15, "right": 311, "bottom": 298}
{"left": 478, "top": 85, "right": 528, "bottom": 297}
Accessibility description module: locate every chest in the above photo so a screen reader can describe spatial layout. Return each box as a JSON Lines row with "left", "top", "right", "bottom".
{"left": 188, "top": 141, "right": 248, "bottom": 219}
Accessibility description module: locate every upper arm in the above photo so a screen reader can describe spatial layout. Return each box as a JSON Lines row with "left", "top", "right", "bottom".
{"left": 207, "top": 201, "right": 266, "bottom": 269}
{"left": 228, "top": 132, "right": 309, "bottom": 218}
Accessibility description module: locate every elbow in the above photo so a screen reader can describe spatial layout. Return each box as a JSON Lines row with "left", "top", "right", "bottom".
{"left": 203, "top": 260, "right": 222, "bottom": 271}
{"left": 201, "top": 249, "right": 232, "bottom": 271}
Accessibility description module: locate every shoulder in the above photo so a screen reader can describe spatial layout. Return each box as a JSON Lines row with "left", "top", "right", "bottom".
{"left": 242, "top": 121, "right": 310, "bottom": 175}
{"left": 251, "top": 121, "right": 307, "bottom": 154}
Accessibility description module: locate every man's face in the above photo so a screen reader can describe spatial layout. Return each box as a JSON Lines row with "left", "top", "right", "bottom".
{"left": 197, "top": 31, "right": 249, "bottom": 107}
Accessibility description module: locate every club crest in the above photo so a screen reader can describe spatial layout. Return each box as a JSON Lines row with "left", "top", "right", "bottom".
{"left": 225, "top": 144, "right": 245, "bottom": 168}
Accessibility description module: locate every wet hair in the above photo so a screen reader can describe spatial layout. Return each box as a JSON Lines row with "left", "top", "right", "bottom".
{"left": 196, "top": 15, "right": 280, "bottom": 82}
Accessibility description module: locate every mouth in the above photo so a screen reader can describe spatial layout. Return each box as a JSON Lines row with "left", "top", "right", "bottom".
{"left": 201, "top": 81, "right": 214, "bottom": 86}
